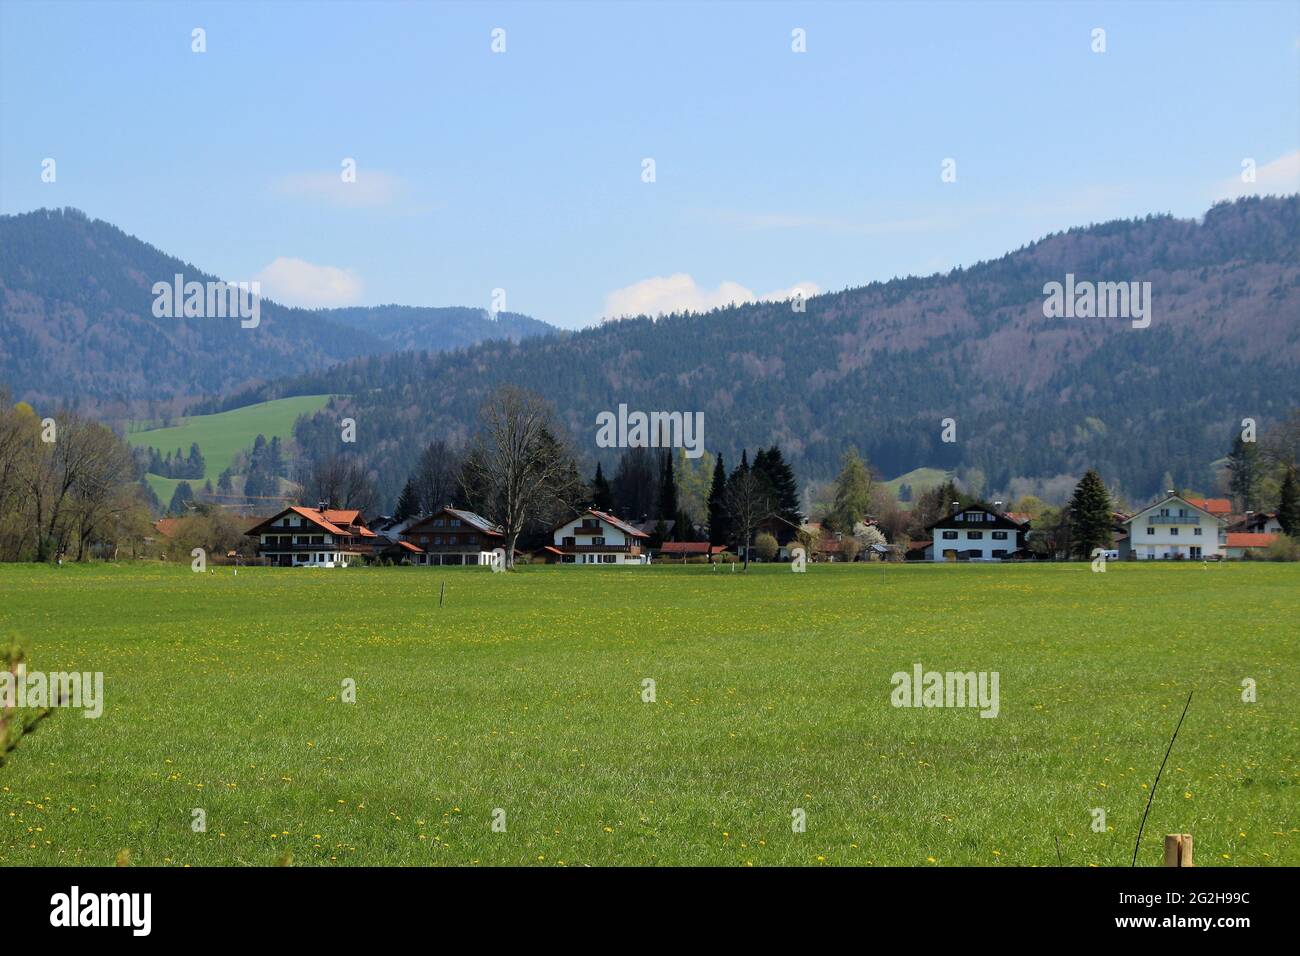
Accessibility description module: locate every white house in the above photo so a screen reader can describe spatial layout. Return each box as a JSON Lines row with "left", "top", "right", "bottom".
{"left": 545, "top": 509, "right": 651, "bottom": 565}
{"left": 924, "top": 506, "right": 1030, "bottom": 560}
{"left": 1121, "top": 494, "right": 1227, "bottom": 560}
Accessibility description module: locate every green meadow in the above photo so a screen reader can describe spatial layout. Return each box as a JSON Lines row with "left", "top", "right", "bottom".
{"left": 0, "top": 562, "right": 1295, "bottom": 867}
{"left": 126, "top": 395, "right": 335, "bottom": 502}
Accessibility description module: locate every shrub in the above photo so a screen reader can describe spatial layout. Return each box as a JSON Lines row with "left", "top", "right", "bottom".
{"left": 1261, "top": 536, "right": 1300, "bottom": 562}
{"left": 754, "top": 533, "right": 779, "bottom": 562}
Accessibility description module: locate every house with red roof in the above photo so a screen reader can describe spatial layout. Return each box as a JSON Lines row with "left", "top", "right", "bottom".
{"left": 244, "top": 505, "right": 378, "bottom": 567}
{"left": 400, "top": 507, "right": 505, "bottom": 566}
{"left": 1224, "top": 532, "right": 1279, "bottom": 559}
{"left": 1121, "top": 493, "right": 1226, "bottom": 560}
{"left": 544, "top": 509, "right": 651, "bottom": 565}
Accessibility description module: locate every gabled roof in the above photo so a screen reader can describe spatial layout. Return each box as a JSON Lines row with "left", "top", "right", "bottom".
{"left": 553, "top": 509, "right": 649, "bottom": 538}
{"left": 1186, "top": 497, "right": 1232, "bottom": 516}
{"left": 925, "top": 506, "right": 1029, "bottom": 533}
{"left": 246, "top": 506, "right": 345, "bottom": 537}
{"left": 406, "top": 507, "right": 503, "bottom": 536}
{"left": 1125, "top": 494, "right": 1227, "bottom": 526}
{"left": 245, "top": 505, "right": 376, "bottom": 538}
{"left": 1225, "top": 532, "right": 1277, "bottom": 548}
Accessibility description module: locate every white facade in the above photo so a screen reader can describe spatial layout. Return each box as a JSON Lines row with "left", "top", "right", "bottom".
{"left": 928, "top": 527, "right": 1019, "bottom": 560}
{"left": 1123, "top": 495, "right": 1226, "bottom": 560}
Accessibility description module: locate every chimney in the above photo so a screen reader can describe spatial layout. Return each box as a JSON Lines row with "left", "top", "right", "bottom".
{"left": 951, "top": 500, "right": 960, "bottom": 516}
{"left": 317, "top": 500, "right": 328, "bottom": 512}
{"left": 994, "top": 500, "right": 1004, "bottom": 513}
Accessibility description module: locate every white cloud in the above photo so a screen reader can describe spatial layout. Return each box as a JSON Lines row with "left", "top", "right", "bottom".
{"left": 600, "top": 273, "right": 820, "bottom": 321}
{"left": 273, "top": 169, "right": 408, "bottom": 209}
{"left": 1215, "top": 150, "right": 1300, "bottom": 201}
{"left": 254, "top": 257, "right": 363, "bottom": 308}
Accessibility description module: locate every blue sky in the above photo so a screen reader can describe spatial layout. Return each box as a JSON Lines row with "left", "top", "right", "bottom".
{"left": 2, "top": 0, "right": 1297, "bottom": 328}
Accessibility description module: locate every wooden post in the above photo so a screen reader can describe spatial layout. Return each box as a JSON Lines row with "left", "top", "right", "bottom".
{"left": 1163, "top": 833, "right": 1194, "bottom": 867}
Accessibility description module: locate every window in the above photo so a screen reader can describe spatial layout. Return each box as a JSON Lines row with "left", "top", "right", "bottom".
{"left": 992, "top": 531, "right": 1007, "bottom": 540}
{"left": 433, "top": 535, "right": 443, "bottom": 545}
{"left": 942, "top": 531, "right": 958, "bottom": 540}
{"left": 593, "top": 536, "right": 605, "bottom": 546}
{"left": 992, "top": 550, "right": 1007, "bottom": 558}
{"left": 450, "top": 519, "right": 461, "bottom": 527}
{"left": 1147, "top": 527, "right": 1155, "bottom": 535}
{"left": 1193, "top": 527, "right": 1202, "bottom": 536}
{"left": 968, "top": 531, "right": 983, "bottom": 540}
{"left": 563, "top": 536, "right": 575, "bottom": 547}
{"left": 602, "top": 554, "right": 616, "bottom": 563}
{"left": 434, "top": 519, "right": 445, "bottom": 527}
{"left": 1170, "top": 527, "right": 1179, "bottom": 536}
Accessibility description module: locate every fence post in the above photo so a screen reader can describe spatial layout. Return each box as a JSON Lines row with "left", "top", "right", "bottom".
{"left": 1163, "top": 833, "right": 1194, "bottom": 867}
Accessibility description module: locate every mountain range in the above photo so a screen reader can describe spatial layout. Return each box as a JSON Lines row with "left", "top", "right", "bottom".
{"left": 3, "top": 197, "right": 1297, "bottom": 506}
{"left": 0, "top": 208, "right": 556, "bottom": 408}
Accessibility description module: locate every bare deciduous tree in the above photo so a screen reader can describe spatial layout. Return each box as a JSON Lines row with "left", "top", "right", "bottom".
{"left": 724, "top": 468, "right": 773, "bottom": 570}
{"left": 459, "top": 387, "right": 583, "bottom": 568}
{"left": 299, "top": 454, "right": 377, "bottom": 516}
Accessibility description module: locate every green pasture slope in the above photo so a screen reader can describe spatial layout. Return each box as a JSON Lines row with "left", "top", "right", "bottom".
{"left": 126, "top": 395, "right": 334, "bottom": 502}
{"left": 0, "top": 562, "right": 1295, "bottom": 867}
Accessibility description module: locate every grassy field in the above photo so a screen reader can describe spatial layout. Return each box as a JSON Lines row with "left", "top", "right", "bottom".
{"left": 0, "top": 562, "right": 1295, "bottom": 867}
{"left": 126, "top": 395, "right": 334, "bottom": 502}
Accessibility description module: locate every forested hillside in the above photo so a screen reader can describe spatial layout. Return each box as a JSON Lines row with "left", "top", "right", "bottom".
{"left": 0, "top": 208, "right": 556, "bottom": 408}
{"left": 272, "top": 196, "right": 1299, "bottom": 507}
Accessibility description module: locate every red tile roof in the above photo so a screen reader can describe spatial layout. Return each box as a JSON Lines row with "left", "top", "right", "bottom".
{"left": 153, "top": 518, "right": 183, "bottom": 538}
{"left": 657, "top": 541, "right": 724, "bottom": 554}
{"left": 1187, "top": 497, "right": 1232, "bottom": 516}
{"left": 579, "top": 510, "right": 649, "bottom": 538}
{"left": 1225, "top": 532, "right": 1277, "bottom": 548}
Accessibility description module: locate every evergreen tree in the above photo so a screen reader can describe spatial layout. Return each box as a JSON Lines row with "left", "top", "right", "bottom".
{"left": 659, "top": 452, "right": 678, "bottom": 522}
{"left": 1067, "top": 469, "right": 1112, "bottom": 558}
{"left": 394, "top": 479, "right": 420, "bottom": 521}
{"left": 754, "top": 444, "right": 802, "bottom": 524}
{"left": 187, "top": 442, "right": 205, "bottom": 479}
{"left": 1279, "top": 466, "right": 1300, "bottom": 537}
{"left": 1226, "top": 434, "right": 1262, "bottom": 511}
{"left": 673, "top": 508, "right": 697, "bottom": 542}
{"left": 167, "top": 481, "right": 195, "bottom": 516}
{"left": 591, "top": 462, "right": 614, "bottom": 511}
{"left": 707, "top": 454, "right": 729, "bottom": 546}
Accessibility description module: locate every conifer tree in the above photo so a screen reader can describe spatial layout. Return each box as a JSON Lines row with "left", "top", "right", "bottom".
{"left": 1278, "top": 466, "right": 1300, "bottom": 537}
{"left": 591, "top": 462, "right": 614, "bottom": 511}
{"left": 1067, "top": 469, "right": 1112, "bottom": 558}
{"left": 707, "top": 454, "right": 729, "bottom": 546}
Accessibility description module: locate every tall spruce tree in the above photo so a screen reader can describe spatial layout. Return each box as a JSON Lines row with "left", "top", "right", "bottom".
{"left": 659, "top": 452, "right": 678, "bottom": 522}
{"left": 1226, "top": 434, "right": 1262, "bottom": 511}
{"left": 755, "top": 444, "right": 802, "bottom": 524}
{"left": 1067, "top": 469, "right": 1113, "bottom": 558}
{"left": 394, "top": 479, "right": 419, "bottom": 521}
{"left": 707, "top": 454, "right": 729, "bottom": 546}
{"left": 1278, "top": 466, "right": 1300, "bottom": 537}
{"left": 591, "top": 462, "right": 614, "bottom": 511}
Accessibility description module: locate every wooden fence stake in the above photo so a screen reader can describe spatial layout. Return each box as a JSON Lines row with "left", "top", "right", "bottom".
{"left": 1163, "top": 833, "right": 1194, "bottom": 867}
